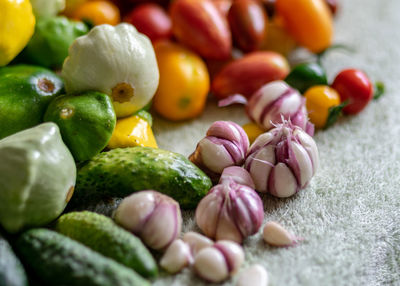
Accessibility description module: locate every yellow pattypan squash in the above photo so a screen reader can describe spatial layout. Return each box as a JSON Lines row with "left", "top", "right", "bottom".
{"left": 108, "top": 115, "right": 158, "bottom": 149}
{"left": 0, "top": 0, "right": 35, "bottom": 66}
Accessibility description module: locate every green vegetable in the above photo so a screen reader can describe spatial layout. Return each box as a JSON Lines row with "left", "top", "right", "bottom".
{"left": 0, "top": 234, "right": 27, "bottom": 286}
{"left": 285, "top": 62, "right": 328, "bottom": 93}
{"left": 16, "top": 229, "right": 150, "bottom": 286}
{"left": 74, "top": 147, "right": 212, "bottom": 209}
{"left": 0, "top": 65, "right": 63, "bottom": 139}
{"left": 56, "top": 211, "right": 158, "bottom": 278}
{"left": 0, "top": 123, "right": 76, "bottom": 233}
{"left": 21, "top": 16, "right": 88, "bottom": 68}
{"left": 44, "top": 91, "right": 116, "bottom": 162}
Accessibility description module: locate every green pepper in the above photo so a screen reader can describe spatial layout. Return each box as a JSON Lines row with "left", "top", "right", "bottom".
{"left": 21, "top": 16, "right": 88, "bottom": 69}
{"left": 285, "top": 62, "right": 328, "bottom": 93}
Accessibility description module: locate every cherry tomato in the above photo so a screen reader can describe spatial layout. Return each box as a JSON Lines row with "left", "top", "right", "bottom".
{"left": 260, "top": 18, "right": 296, "bottom": 56}
{"left": 228, "top": 0, "right": 268, "bottom": 52}
{"left": 304, "top": 85, "right": 341, "bottom": 129}
{"left": 153, "top": 41, "right": 210, "bottom": 121}
{"left": 212, "top": 0, "right": 232, "bottom": 17}
{"left": 275, "top": 0, "right": 333, "bottom": 53}
{"left": 124, "top": 3, "right": 172, "bottom": 43}
{"left": 331, "top": 69, "right": 373, "bottom": 115}
{"left": 72, "top": 0, "right": 120, "bottom": 26}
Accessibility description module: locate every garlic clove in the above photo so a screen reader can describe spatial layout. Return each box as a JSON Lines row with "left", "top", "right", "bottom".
{"left": 235, "top": 264, "right": 269, "bottom": 286}
{"left": 141, "top": 202, "right": 181, "bottom": 250}
{"left": 194, "top": 247, "right": 229, "bottom": 283}
{"left": 290, "top": 141, "right": 313, "bottom": 187}
{"left": 247, "top": 132, "right": 274, "bottom": 154}
{"left": 215, "top": 204, "right": 243, "bottom": 243}
{"left": 182, "top": 232, "right": 213, "bottom": 257}
{"left": 213, "top": 240, "right": 244, "bottom": 274}
{"left": 195, "top": 190, "right": 224, "bottom": 239}
{"left": 219, "top": 166, "right": 255, "bottom": 189}
{"left": 268, "top": 163, "right": 297, "bottom": 198}
{"left": 160, "top": 239, "right": 193, "bottom": 274}
{"left": 113, "top": 191, "right": 156, "bottom": 233}
{"left": 294, "top": 129, "right": 319, "bottom": 173}
{"left": 246, "top": 145, "right": 275, "bottom": 193}
{"left": 199, "top": 138, "right": 234, "bottom": 173}
{"left": 262, "top": 221, "right": 298, "bottom": 247}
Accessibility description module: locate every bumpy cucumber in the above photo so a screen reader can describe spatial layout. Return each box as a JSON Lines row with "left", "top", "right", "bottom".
{"left": 16, "top": 229, "right": 150, "bottom": 286}
{"left": 0, "top": 234, "right": 27, "bottom": 286}
{"left": 74, "top": 147, "right": 212, "bottom": 209}
{"left": 56, "top": 211, "right": 157, "bottom": 278}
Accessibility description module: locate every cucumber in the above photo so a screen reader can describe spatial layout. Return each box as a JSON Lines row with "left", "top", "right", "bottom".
{"left": 0, "top": 234, "right": 27, "bottom": 286}
{"left": 16, "top": 229, "right": 150, "bottom": 286}
{"left": 55, "top": 211, "right": 157, "bottom": 278}
{"left": 73, "top": 147, "right": 212, "bottom": 209}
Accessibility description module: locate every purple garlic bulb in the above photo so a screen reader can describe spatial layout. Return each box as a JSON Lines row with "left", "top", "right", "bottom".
{"left": 246, "top": 80, "right": 314, "bottom": 136}
{"left": 195, "top": 169, "right": 264, "bottom": 244}
{"left": 189, "top": 121, "right": 250, "bottom": 181}
{"left": 244, "top": 121, "right": 319, "bottom": 197}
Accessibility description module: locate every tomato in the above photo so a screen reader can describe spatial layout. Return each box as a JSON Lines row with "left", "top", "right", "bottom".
{"left": 170, "top": 0, "right": 232, "bottom": 60}
{"left": 153, "top": 41, "right": 210, "bottom": 121}
{"left": 212, "top": 0, "right": 232, "bottom": 17}
{"left": 260, "top": 18, "right": 296, "bottom": 56}
{"left": 275, "top": 0, "right": 333, "bottom": 53}
{"left": 228, "top": 0, "right": 268, "bottom": 52}
{"left": 304, "top": 85, "right": 341, "bottom": 129}
{"left": 124, "top": 3, "right": 172, "bottom": 43}
{"left": 331, "top": 69, "right": 373, "bottom": 115}
{"left": 72, "top": 0, "right": 120, "bottom": 26}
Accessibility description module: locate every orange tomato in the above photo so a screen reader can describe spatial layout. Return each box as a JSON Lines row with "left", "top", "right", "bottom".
{"left": 153, "top": 41, "right": 210, "bottom": 121}
{"left": 72, "top": 0, "right": 120, "bottom": 26}
{"left": 275, "top": 0, "right": 333, "bottom": 53}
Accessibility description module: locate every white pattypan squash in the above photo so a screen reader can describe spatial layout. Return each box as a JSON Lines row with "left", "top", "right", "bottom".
{"left": 62, "top": 23, "right": 159, "bottom": 118}
{"left": 30, "top": 0, "right": 66, "bottom": 18}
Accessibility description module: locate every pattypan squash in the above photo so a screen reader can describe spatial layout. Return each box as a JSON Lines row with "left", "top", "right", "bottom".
{"left": 0, "top": 0, "right": 35, "bottom": 66}
{"left": 62, "top": 23, "right": 160, "bottom": 118}
{"left": 30, "top": 0, "right": 66, "bottom": 18}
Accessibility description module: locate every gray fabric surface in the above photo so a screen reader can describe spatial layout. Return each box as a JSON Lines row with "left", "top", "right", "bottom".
{"left": 152, "top": 0, "right": 400, "bottom": 285}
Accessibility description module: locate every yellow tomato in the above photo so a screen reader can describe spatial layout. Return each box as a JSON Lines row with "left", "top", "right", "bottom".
{"left": 261, "top": 17, "right": 297, "bottom": 57}
{"left": 153, "top": 41, "right": 210, "bottom": 121}
{"left": 72, "top": 0, "right": 120, "bottom": 26}
{"left": 108, "top": 115, "right": 158, "bottom": 149}
{"left": 276, "top": 0, "right": 333, "bottom": 53}
{"left": 304, "top": 85, "right": 340, "bottom": 129}
{"left": 242, "top": 122, "right": 265, "bottom": 144}
{"left": 0, "top": 0, "right": 35, "bottom": 66}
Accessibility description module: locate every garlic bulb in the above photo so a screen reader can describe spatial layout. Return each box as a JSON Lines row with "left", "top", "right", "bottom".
{"left": 113, "top": 190, "right": 181, "bottom": 250}
{"left": 189, "top": 121, "right": 249, "bottom": 181}
{"left": 194, "top": 240, "right": 244, "bottom": 283}
{"left": 246, "top": 80, "right": 314, "bottom": 136}
{"left": 160, "top": 239, "right": 193, "bottom": 274}
{"left": 195, "top": 174, "right": 263, "bottom": 244}
{"left": 244, "top": 121, "right": 319, "bottom": 197}
{"left": 62, "top": 23, "right": 159, "bottom": 118}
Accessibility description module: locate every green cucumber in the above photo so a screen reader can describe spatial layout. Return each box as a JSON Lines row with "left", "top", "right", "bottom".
{"left": 55, "top": 211, "right": 157, "bottom": 278}
{"left": 16, "top": 229, "right": 150, "bottom": 286}
{"left": 73, "top": 147, "right": 212, "bottom": 209}
{"left": 0, "top": 234, "right": 27, "bottom": 286}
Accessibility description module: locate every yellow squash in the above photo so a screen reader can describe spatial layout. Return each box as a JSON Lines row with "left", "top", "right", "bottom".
{"left": 108, "top": 115, "right": 158, "bottom": 149}
{"left": 0, "top": 0, "right": 35, "bottom": 66}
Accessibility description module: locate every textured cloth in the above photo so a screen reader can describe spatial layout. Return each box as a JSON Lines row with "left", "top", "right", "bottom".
{"left": 152, "top": 0, "right": 400, "bottom": 285}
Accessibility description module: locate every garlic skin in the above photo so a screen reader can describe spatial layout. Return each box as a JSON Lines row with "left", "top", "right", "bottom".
{"left": 189, "top": 121, "right": 249, "bottom": 181}
{"left": 246, "top": 80, "right": 314, "bottom": 136}
{"left": 262, "top": 221, "right": 300, "bottom": 247}
{"left": 219, "top": 166, "right": 255, "bottom": 189}
{"left": 195, "top": 177, "right": 264, "bottom": 244}
{"left": 160, "top": 239, "right": 193, "bottom": 274}
{"left": 235, "top": 264, "right": 269, "bottom": 286}
{"left": 244, "top": 121, "right": 319, "bottom": 197}
{"left": 194, "top": 240, "right": 244, "bottom": 283}
{"left": 113, "top": 190, "right": 181, "bottom": 250}
{"left": 182, "top": 231, "right": 214, "bottom": 257}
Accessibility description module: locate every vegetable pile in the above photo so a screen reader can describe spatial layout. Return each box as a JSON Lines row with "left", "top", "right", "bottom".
{"left": 0, "top": 0, "right": 385, "bottom": 285}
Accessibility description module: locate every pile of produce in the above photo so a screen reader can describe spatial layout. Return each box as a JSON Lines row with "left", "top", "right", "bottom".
{"left": 0, "top": 0, "right": 384, "bottom": 285}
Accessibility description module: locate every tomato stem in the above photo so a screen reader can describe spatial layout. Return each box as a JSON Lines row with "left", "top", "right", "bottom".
{"left": 373, "top": 82, "right": 385, "bottom": 100}
{"left": 316, "top": 44, "right": 356, "bottom": 65}
{"left": 324, "top": 100, "right": 348, "bottom": 129}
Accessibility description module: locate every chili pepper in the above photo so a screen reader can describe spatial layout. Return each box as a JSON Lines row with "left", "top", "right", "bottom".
{"left": 304, "top": 85, "right": 344, "bottom": 129}
{"left": 285, "top": 62, "right": 328, "bottom": 93}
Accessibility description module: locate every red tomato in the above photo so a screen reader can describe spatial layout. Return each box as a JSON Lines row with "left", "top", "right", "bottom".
{"left": 331, "top": 69, "right": 373, "bottom": 115}
{"left": 124, "top": 3, "right": 172, "bottom": 42}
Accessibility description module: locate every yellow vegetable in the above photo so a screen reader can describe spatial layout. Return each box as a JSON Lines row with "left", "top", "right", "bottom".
{"left": 0, "top": 0, "right": 35, "bottom": 66}
{"left": 242, "top": 122, "right": 264, "bottom": 144}
{"left": 108, "top": 115, "right": 158, "bottom": 149}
